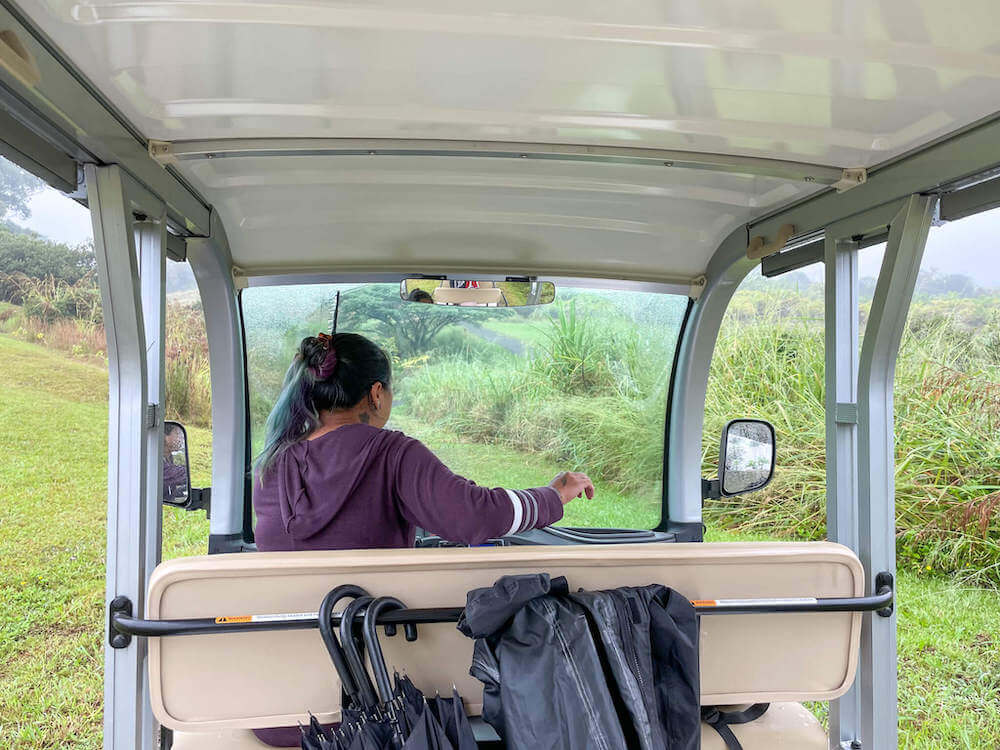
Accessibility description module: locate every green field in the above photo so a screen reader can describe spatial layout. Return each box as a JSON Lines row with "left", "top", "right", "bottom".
{"left": 1, "top": 334, "right": 998, "bottom": 748}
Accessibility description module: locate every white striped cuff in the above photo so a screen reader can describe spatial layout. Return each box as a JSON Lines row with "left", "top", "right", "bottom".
{"left": 504, "top": 489, "right": 524, "bottom": 535}
{"left": 504, "top": 488, "right": 540, "bottom": 534}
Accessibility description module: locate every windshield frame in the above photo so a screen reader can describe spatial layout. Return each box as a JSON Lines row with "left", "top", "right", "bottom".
{"left": 237, "top": 274, "right": 695, "bottom": 539}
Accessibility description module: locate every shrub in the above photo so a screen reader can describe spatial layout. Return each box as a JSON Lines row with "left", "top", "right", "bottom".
{"left": 0, "top": 271, "right": 102, "bottom": 324}
{"left": 0, "top": 225, "right": 93, "bottom": 285}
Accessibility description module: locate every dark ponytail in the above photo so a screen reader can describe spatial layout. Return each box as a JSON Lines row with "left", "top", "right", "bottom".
{"left": 254, "top": 332, "right": 392, "bottom": 476}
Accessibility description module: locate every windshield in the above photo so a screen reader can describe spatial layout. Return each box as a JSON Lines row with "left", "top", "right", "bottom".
{"left": 242, "top": 282, "right": 688, "bottom": 531}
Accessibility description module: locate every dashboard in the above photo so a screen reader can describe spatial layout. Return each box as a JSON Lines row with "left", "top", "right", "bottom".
{"left": 414, "top": 527, "right": 676, "bottom": 547}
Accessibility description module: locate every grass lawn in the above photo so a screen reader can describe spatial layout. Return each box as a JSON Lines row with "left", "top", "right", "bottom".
{"left": 391, "top": 414, "right": 662, "bottom": 530}
{"left": 1, "top": 335, "right": 998, "bottom": 748}
{"left": 0, "top": 336, "right": 209, "bottom": 748}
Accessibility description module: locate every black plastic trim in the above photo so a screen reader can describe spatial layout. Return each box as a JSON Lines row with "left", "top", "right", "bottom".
{"left": 236, "top": 290, "right": 255, "bottom": 547}
{"left": 208, "top": 532, "right": 251, "bottom": 555}
{"left": 875, "top": 571, "right": 894, "bottom": 617}
{"left": 660, "top": 520, "right": 704, "bottom": 543}
{"left": 188, "top": 487, "right": 211, "bottom": 515}
{"left": 701, "top": 479, "right": 721, "bottom": 501}
{"left": 656, "top": 297, "right": 695, "bottom": 535}
{"left": 108, "top": 596, "right": 132, "bottom": 648}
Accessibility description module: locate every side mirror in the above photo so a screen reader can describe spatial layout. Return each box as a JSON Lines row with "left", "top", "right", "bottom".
{"left": 162, "top": 421, "right": 192, "bottom": 507}
{"left": 717, "top": 419, "right": 776, "bottom": 497}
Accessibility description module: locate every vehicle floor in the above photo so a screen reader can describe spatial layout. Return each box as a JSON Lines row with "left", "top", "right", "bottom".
{"left": 0, "top": 335, "right": 997, "bottom": 749}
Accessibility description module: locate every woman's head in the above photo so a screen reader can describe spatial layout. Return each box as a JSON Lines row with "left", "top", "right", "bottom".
{"left": 255, "top": 332, "right": 392, "bottom": 475}
{"left": 164, "top": 423, "right": 184, "bottom": 457}
{"left": 408, "top": 289, "right": 433, "bottom": 304}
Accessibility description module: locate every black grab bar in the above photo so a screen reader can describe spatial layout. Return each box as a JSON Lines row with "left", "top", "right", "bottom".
{"left": 108, "top": 574, "right": 894, "bottom": 647}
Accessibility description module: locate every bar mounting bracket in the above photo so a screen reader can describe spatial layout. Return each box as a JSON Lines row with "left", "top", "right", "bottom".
{"left": 109, "top": 596, "right": 133, "bottom": 649}
{"left": 833, "top": 168, "right": 868, "bottom": 193}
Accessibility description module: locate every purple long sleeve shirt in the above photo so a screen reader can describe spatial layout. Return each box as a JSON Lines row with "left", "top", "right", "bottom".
{"left": 253, "top": 423, "right": 563, "bottom": 552}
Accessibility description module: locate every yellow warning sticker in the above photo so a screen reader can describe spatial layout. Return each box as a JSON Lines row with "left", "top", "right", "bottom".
{"left": 215, "top": 615, "right": 253, "bottom": 624}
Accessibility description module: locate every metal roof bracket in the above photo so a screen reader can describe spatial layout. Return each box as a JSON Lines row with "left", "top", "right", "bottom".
{"left": 747, "top": 223, "right": 795, "bottom": 260}
{"left": 833, "top": 167, "right": 868, "bottom": 193}
{"left": 148, "top": 139, "right": 177, "bottom": 167}
{"left": 688, "top": 275, "right": 707, "bottom": 299}
{"left": 0, "top": 30, "right": 41, "bottom": 86}
{"left": 231, "top": 266, "right": 249, "bottom": 289}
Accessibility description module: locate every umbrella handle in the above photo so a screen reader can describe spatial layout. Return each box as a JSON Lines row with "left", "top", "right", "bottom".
{"left": 318, "top": 585, "right": 369, "bottom": 706}
{"left": 362, "top": 597, "right": 411, "bottom": 704}
{"left": 339, "top": 596, "right": 380, "bottom": 710}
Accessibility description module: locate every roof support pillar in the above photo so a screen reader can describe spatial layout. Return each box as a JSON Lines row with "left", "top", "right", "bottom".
{"left": 856, "top": 194, "right": 934, "bottom": 750}
{"left": 87, "top": 164, "right": 166, "bottom": 750}
{"left": 824, "top": 194, "right": 934, "bottom": 750}
{"left": 665, "top": 226, "right": 756, "bottom": 535}
{"left": 187, "top": 209, "right": 250, "bottom": 552}
{"left": 825, "top": 232, "right": 861, "bottom": 747}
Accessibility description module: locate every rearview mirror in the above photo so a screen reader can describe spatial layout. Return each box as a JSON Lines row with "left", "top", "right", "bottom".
{"left": 718, "top": 419, "right": 775, "bottom": 496}
{"left": 400, "top": 279, "right": 555, "bottom": 307}
{"left": 162, "top": 421, "right": 191, "bottom": 507}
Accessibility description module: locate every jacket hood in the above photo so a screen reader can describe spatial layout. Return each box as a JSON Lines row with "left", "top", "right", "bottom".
{"left": 458, "top": 573, "right": 569, "bottom": 638}
{"left": 265, "top": 424, "right": 395, "bottom": 541}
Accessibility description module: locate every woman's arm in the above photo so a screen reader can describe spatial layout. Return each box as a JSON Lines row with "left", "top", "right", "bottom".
{"left": 391, "top": 437, "right": 578, "bottom": 545}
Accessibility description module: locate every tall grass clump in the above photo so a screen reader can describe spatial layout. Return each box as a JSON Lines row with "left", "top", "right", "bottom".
{"left": 0, "top": 270, "right": 213, "bottom": 426}
{"left": 703, "top": 289, "right": 1000, "bottom": 586}
{"left": 701, "top": 291, "right": 827, "bottom": 538}
{"left": 403, "top": 299, "right": 676, "bottom": 498}
{"left": 0, "top": 271, "right": 102, "bottom": 324}
{"left": 164, "top": 302, "right": 211, "bottom": 426}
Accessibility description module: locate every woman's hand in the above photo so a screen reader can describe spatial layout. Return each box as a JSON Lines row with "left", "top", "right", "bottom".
{"left": 549, "top": 471, "right": 595, "bottom": 505}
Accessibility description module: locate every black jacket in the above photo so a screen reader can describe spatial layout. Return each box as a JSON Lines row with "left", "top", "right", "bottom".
{"left": 458, "top": 574, "right": 700, "bottom": 750}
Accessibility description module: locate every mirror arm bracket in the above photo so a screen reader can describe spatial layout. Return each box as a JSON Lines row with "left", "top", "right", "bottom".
{"left": 189, "top": 487, "right": 211, "bottom": 516}
{"left": 701, "top": 478, "right": 722, "bottom": 501}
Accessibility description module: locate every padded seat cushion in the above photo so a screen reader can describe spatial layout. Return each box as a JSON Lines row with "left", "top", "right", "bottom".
{"left": 172, "top": 703, "right": 827, "bottom": 749}
{"left": 701, "top": 703, "right": 828, "bottom": 749}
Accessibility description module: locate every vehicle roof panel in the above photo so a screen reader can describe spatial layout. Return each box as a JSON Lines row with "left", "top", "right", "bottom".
{"left": 176, "top": 154, "right": 821, "bottom": 282}
{"left": 26, "top": 0, "right": 1000, "bottom": 166}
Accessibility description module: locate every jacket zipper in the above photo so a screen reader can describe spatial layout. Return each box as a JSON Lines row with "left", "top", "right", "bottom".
{"left": 611, "top": 593, "right": 644, "bottom": 692}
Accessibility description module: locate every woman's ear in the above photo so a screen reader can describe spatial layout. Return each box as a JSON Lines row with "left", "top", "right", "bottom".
{"left": 369, "top": 381, "right": 384, "bottom": 408}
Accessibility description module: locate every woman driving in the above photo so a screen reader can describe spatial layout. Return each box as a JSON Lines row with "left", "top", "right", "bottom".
{"left": 253, "top": 332, "right": 594, "bottom": 552}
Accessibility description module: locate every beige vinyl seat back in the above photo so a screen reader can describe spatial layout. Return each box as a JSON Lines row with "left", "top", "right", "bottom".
{"left": 149, "top": 541, "right": 862, "bottom": 735}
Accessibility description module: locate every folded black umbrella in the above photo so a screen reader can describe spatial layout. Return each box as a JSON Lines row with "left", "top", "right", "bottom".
{"left": 429, "top": 689, "right": 477, "bottom": 750}
{"left": 394, "top": 673, "right": 427, "bottom": 724}
{"left": 346, "top": 720, "right": 394, "bottom": 750}
{"left": 401, "top": 703, "right": 452, "bottom": 750}
{"left": 305, "top": 589, "right": 481, "bottom": 750}
{"left": 300, "top": 725, "right": 323, "bottom": 750}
